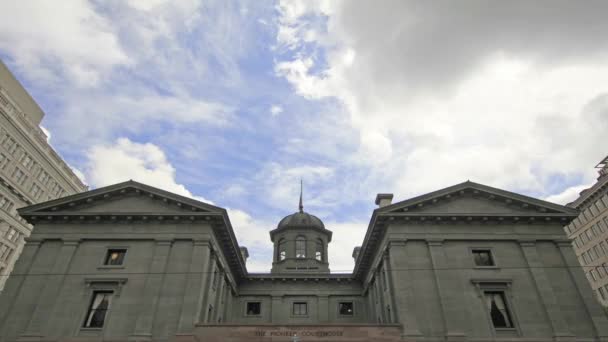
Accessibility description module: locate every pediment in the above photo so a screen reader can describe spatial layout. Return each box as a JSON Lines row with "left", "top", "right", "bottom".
{"left": 19, "top": 180, "right": 220, "bottom": 216}
{"left": 379, "top": 181, "right": 579, "bottom": 217}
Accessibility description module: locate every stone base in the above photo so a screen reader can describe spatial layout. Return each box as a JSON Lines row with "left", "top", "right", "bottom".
{"left": 190, "top": 324, "right": 403, "bottom": 342}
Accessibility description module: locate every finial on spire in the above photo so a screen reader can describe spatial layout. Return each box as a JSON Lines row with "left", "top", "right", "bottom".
{"left": 299, "top": 179, "right": 303, "bottom": 213}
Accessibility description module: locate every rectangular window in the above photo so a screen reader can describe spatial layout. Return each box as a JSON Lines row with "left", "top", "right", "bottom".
{"left": 20, "top": 154, "right": 34, "bottom": 169}
{"left": 484, "top": 292, "right": 513, "bottom": 328}
{"left": 0, "top": 153, "right": 8, "bottom": 169}
{"left": 594, "top": 245, "right": 603, "bottom": 257}
{"left": 103, "top": 249, "right": 126, "bottom": 265}
{"left": 30, "top": 183, "right": 43, "bottom": 199}
{"left": 591, "top": 269, "right": 599, "bottom": 281}
{"left": 38, "top": 170, "right": 51, "bottom": 185}
{"left": 472, "top": 249, "right": 495, "bottom": 266}
{"left": 599, "top": 287, "right": 607, "bottom": 301}
{"left": 590, "top": 248, "right": 598, "bottom": 260}
{"left": 586, "top": 229, "right": 595, "bottom": 240}
{"left": 3, "top": 137, "right": 17, "bottom": 154}
{"left": 246, "top": 302, "right": 261, "bottom": 315}
{"left": 339, "top": 302, "right": 354, "bottom": 315}
{"left": 5, "top": 228, "right": 16, "bottom": 241}
{"left": 83, "top": 291, "right": 112, "bottom": 328}
{"left": 601, "top": 241, "right": 608, "bottom": 255}
{"left": 597, "top": 266, "right": 606, "bottom": 278}
{"left": 12, "top": 168, "right": 27, "bottom": 185}
{"left": 293, "top": 302, "right": 307, "bottom": 316}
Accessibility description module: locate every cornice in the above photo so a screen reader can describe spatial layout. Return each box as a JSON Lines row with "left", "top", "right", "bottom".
{"left": 376, "top": 212, "right": 575, "bottom": 224}
{"left": 23, "top": 212, "right": 225, "bottom": 224}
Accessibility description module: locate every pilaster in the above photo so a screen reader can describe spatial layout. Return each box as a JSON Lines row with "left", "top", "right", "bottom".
{"left": 519, "top": 240, "right": 573, "bottom": 339}
{"left": 427, "top": 239, "right": 467, "bottom": 341}
{"left": 20, "top": 239, "right": 79, "bottom": 339}
{"left": 387, "top": 240, "right": 422, "bottom": 338}
{"left": 318, "top": 295, "right": 329, "bottom": 322}
{"left": 177, "top": 240, "right": 211, "bottom": 334}
{"left": 131, "top": 239, "right": 172, "bottom": 340}
{"left": 382, "top": 253, "right": 399, "bottom": 324}
{"left": 271, "top": 296, "right": 282, "bottom": 323}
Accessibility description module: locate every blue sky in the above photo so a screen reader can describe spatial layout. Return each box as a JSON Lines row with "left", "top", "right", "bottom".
{"left": 1, "top": 0, "right": 607, "bottom": 272}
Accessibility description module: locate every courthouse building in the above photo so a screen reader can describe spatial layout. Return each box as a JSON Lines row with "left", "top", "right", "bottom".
{"left": 563, "top": 155, "right": 608, "bottom": 306}
{"left": 0, "top": 60, "right": 87, "bottom": 290}
{"left": 1, "top": 180, "right": 607, "bottom": 341}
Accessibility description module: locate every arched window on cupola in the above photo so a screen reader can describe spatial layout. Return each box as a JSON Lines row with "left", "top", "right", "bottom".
{"left": 278, "top": 238, "right": 287, "bottom": 261}
{"left": 295, "top": 236, "right": 306, "bottom": 258}
{"left": 315, "top": 239, "right": 323, "bottom": 261}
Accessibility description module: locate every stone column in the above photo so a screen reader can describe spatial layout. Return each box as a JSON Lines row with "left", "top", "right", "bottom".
{"left": 199, "top": 254, "right": 216, "bottom": 324}
{"left": 387, "top": 240, "right": 422, "bottom": 337}
{"left": 382, "top": 253, "right": 399, "bottom": 324}
{"left": 131, "top": 239, "right": 172, "bottom": 340}
{"left": 556, "top": 241, "right": 608, "bottom": 339}
{"left": 21, "top": 239, "right": 79, "bottom": 339}
{"left": 427, "top": 239, "right": 466, "bottom": 341}
{"left": 0, "top": 240, "right": 40, "bottom": 331}
{"left": 318, "top": 295, "right": 329, "bottom": 322}
{"left": 271, "top": 295, "right": 282, "bottom": 323}
{"left": 213, "top": 273, "right": 226, "bottom": 322}
{"left": 177, "top": 240, "right": 211, "bottom": 334}
{"left": 519, "top": 241, "right": 573, "bottom": 339}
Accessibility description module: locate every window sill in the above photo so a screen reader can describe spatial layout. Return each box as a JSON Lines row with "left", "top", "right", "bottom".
{"left": 98, "top": 265, "right": 125, "bottom": 270}
{"left": 80, "top": 327, "right": 103, "bottom": 331}
{"left": 474, "top": 266, "right": 499, "bottom": 269}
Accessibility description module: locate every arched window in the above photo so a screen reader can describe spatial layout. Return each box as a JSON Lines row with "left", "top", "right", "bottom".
{"left": 295, "top": 236, "right": 306, "bottom": 258}
{"left": 315, "top": 239, "right": 323, "bottom": 261}
{"left": 278, "top": 239, "right": 287, "bottom": 261}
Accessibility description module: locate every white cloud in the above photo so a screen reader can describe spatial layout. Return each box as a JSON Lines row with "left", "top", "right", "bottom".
{"left": 275, "top": 1, "right": 608, "bottom": 199}
{"left": 69, "top": 165, "right": 88, "bottom": 186}
{"left": 545, "top": 184, "right": 593, "bottom": 205}
{"left": 0, "top": 0, "right": 129, "bottom": 87}
{"left": 270, "top": 105, "right": 283, "bottom": 116}
{"left": 53, "top": 93, "right": 233, "bottom": 146}
{"left": 326, "top": 221, "right": 367, "bottom": 272}
{"left": 227, "top": 208, "right": 274, "bottom": 272}
{"left": 87, "top": 137, "right": 212, "bottom": 202}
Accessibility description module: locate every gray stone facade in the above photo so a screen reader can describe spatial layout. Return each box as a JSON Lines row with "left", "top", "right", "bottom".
{"left": 563, "top": 155, "right": 608, "bottom": 306}
{"left": 0, "top": 180, "right": 607, "bottom": 342}
{"left": 0, "top": 59, "right": 87, "bottom": 290}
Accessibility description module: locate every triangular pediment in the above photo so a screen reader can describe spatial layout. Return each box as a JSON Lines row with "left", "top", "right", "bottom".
{"left": 379, "top": 181, "right": 579, "bottom": 217}
{"left": 19, "top": 180, "right": 221, "bottom": 216}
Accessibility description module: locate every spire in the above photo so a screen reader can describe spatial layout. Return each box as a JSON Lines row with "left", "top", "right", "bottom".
{"left": 299, "top": 179, "right": 303, "bottom": 213}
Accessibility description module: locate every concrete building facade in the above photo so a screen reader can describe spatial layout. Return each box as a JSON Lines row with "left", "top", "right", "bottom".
{"left": 563, "top": 155, "right": 608, "bottom": 306}
{"left": 0, "top": 60, "right": 88, "bottom": 290}
{"left": 1, "top": 180, "right": 607, "bottom": 342}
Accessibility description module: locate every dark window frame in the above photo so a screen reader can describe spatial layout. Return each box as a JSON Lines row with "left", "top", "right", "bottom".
{"left": 295, "top": 236, "right": 306, "bottom": 259}
{"left": 246, "top": 302, "right": 261, "bottom": 316}
{"left": 338, "top": 302, "right": 354, "bottom": 316}
{"left": 292, "top": 302, "right": 308, "bottom": 316}
{"left": 484, "top": 291, "right": 514, "bottom": 329}
{"left": 472, "top": 249, "right": 496, "bottom": 267}
{"left": 82, "top": 290, "right": 113, "bottom": 328}
{"left": 103, "top": 249, "right": 127, "bottom": 266}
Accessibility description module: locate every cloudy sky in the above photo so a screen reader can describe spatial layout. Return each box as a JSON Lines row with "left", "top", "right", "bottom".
{"left": 1, "top": 0, "right": 607, "bottom": 272}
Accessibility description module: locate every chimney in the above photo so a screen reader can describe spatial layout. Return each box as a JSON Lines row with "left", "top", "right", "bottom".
{"left": 239, "top": 247, "right": 249, "bottom": 263}
{"left": 375, "top": 193, "right": 394, "bottom": 208}
{"left": 352, "top": 246, "right": 361, "bottom": 261}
